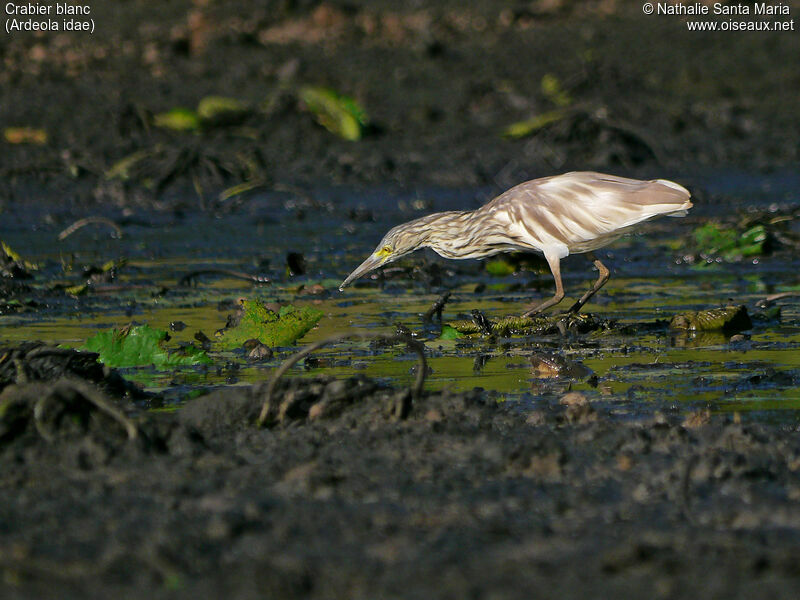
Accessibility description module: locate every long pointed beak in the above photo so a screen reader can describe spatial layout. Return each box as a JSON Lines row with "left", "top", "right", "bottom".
{"left": 339, "top": 253, "right": 385, "bottom": 291}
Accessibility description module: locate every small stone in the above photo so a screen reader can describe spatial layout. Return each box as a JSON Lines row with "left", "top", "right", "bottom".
{"left": 323, "top": 379, "right": 348, "bottom": 401}
{"left": 299, "top": 283, "right": 326, "bottom": 296}
{"left": 565, "top": 402, "right": 597, "bottom": 424}
{"left": 617, "top": 454, "right": 633, "bottom": 471}
{"left": 308, "top": 400, "right": 327, "bottom": 421}
{"left": 525, "top": 411, "right": 547, "bottom": 426}
{"left": 424, "top": 408, "right": 443, "bottom": 422}
{"left": 243, "top": 339, "right": 273, "bottom": 360}
{"left": 682, "top": 409, "right": 711, "bottom": 429}
{"left": 559, "top": 391, "right": 587, "bottom": 406}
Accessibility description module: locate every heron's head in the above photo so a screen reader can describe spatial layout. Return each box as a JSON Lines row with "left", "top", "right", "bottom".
{"left": 339, "top": 220, "right": 429, "bottom": 290}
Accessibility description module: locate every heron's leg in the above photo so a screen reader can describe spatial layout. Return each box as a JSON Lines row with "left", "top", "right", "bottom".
{"left": 521, "top": 252, "right": 565, "bottom": 317}
{"left": 567, "top": 253, "right": 610, "bottom": 313}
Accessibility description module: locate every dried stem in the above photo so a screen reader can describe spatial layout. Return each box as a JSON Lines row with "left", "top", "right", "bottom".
{"left": 58, "top": 217, "right": 122, "bottom": 240}
{"left": 33, "top": 379, "right": 138, "bottom": 441}
{"left": 755, "top": 291, "right": 800, "bottom": 308}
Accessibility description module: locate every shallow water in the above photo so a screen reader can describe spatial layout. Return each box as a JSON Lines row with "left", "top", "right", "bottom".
{"left": 2, "top": 171, "right": 799, "bottom": 420}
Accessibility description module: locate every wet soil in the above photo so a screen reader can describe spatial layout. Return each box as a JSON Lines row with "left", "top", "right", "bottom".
{"left": 2, "top": 350, "right": 800, "bottom": 599}
{"left": 3, "top": 1, "right": 800, "bottom": 597}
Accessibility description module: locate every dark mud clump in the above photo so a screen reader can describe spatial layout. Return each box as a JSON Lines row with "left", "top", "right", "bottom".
{"left": 0, "top": 343, "right": 142, "bottom": 399}
{"left": 2, "top": 352, "right": 800, "bottom": 598}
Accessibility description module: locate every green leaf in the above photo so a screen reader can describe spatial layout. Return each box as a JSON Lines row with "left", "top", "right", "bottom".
{"left": 84, "top": 324, "right": 212, "bottom": 368}
{"left": 153, "top": 108, "right": 201, "bottom": 132}
{"left": 299, "top": 86, "right": 367, "bottom": 141}
{"left": 197, "top": 96, "right": 250, "bottom": 126}
{"left": 216, "top": 300, "right": 323, "bottom": 350}
{"left": 502, "top": 110, "right": 566, "bottom": 139}
{"left": 440, "top": 325, "right": 463, "bottom": 340}
{"left": 540, "top": 74, "right": 572, "bottom": 107}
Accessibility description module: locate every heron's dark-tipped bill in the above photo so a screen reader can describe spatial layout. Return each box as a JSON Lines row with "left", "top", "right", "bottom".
{"left": 339, "top": 253, "right": 385, "bottom": 290}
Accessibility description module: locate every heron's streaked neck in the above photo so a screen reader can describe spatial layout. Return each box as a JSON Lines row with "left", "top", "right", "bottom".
{"left": 422, "top": 209, "right": 495, "bottom": 259}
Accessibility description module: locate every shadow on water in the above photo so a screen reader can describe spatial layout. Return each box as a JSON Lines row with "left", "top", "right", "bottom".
{"left": 2, "top": 170, "right": 800, "bottom": 421}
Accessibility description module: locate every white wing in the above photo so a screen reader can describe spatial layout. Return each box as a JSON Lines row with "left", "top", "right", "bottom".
{"left": 484, "top": 171, "right": 692, "bottom": 256}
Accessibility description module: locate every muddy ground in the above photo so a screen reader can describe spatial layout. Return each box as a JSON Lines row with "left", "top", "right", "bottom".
{"left": 2, "top": 346, "right": 800, "bottom": 599}
{"left": 2, "top": 0, "right": 800, "bottom": 598}
{"left": 2, "top": 0, "right": 799, "bottom": 201}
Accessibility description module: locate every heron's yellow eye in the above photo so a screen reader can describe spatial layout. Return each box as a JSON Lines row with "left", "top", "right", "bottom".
{"left": 377, "top": 245, "right": 392, "bottom": 258}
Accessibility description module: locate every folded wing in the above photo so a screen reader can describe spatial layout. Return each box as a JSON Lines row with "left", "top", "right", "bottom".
{"left": 486, "top": 171, "right": 692, "bottom": 256}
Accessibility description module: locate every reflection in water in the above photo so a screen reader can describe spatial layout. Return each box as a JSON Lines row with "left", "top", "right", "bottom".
{"left": 669, "top": 330, "right": 730, "bottom": 348}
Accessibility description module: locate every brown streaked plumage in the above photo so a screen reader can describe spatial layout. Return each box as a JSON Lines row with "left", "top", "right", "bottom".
{"left": 340, "top": 171, "right": 692, "bottom": 316}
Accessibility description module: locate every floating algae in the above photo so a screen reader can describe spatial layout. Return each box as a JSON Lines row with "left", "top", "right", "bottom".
{"left": 447, "top": 312, "right": 610, "bottom": 337}
{"left": 84, "top": 324, "right": 212, "bottom": 368}
{"left": 669, "top": 305, "right": 752, "bottom": 332}
{"left": 215, "top": 299, "right": 323, "bottom": 350}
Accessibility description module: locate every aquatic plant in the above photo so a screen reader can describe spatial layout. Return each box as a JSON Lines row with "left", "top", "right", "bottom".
{"left": 215, "top": 300, "right": 323, "bottom": 350}
{"left": 84, "top": 324, "right": 212, "bottom": 368}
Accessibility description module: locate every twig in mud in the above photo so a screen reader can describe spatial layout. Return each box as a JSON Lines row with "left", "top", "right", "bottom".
{"left": 178, "top": 269, "right": 271, "bottom": 286}
{"left": 755, "top": 291, "right": 800, "bottom": 309}
{"left": 257, "top": 332, "right": 427, "bottom": 427}
{"left": 58, "top": 217, "right": 123, "bottom": 240}
{"left": 422, "top": 291, "right": 451, "bottom": 322}
{"left": 24, "top": 345, "right": 89, "bottom": 361}
{"left": 33, "top": 379, "right": 138, "bottom": 441}
{"left": 13, "top": 358, "right": 27, "bottom": 384}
